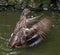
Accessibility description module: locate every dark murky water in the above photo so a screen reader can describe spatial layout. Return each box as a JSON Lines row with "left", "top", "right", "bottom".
{"left": 0, "top": 10, "right": 60, "bottom": 55}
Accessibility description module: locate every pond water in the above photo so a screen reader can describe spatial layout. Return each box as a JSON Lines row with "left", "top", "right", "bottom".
{"left": 0, "top": 10, "right": 60, "bottom": 55}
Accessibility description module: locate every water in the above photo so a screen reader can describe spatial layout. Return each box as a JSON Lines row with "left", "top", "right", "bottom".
{"left": 0, "top": 10, "right": 60, "bottom": 55}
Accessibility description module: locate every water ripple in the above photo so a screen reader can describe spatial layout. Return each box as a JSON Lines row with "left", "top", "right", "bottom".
{"left": 0, "top": 36, "right": 8, "bottom": 41}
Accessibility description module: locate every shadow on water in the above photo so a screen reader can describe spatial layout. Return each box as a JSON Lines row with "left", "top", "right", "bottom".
{"left": 0, "top": 10, "right": 60, "bottom": 55}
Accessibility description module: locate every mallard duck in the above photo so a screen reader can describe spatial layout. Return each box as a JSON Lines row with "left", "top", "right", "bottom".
{"left": 8, "top": 8, "right": 52, "bottom": 48}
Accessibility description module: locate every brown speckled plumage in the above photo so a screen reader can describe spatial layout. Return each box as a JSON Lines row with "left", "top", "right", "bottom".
{"left": 8, "top": 9, "right": 52, "bottom": 48}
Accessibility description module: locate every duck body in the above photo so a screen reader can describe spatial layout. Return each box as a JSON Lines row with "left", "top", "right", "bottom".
{"left": 8, "top": 9, "right": 52, "bottom": 48}
{"left": 16, "top": 28, "right": 43, "bottom": 48}
{"left": 9, "top": 28, "right": 43, "bottom": 48}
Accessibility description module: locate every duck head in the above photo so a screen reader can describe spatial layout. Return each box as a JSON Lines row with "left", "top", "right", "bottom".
{"left": 21, "top": 8, "right": 31, "bottom": 16}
